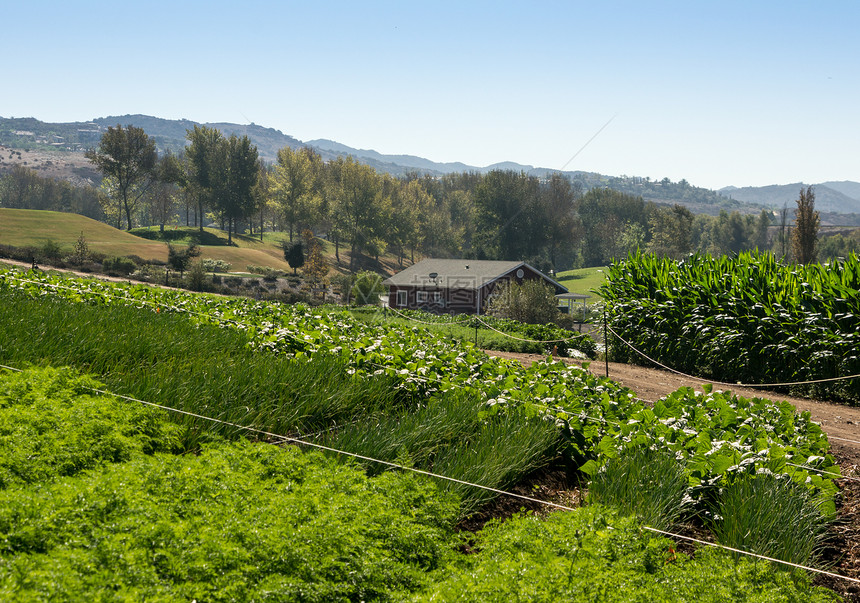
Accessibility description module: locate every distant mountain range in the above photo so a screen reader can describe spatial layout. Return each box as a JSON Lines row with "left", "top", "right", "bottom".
{"left": 720, "top": 182, "right": 860, "bottom": 216}
{"left": 1, "top": 114, "right": 859, "bottom": 216}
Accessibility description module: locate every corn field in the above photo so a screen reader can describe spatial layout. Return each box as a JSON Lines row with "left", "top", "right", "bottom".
{"left": 600, "top": 251, "right": 860, "bottom": 403}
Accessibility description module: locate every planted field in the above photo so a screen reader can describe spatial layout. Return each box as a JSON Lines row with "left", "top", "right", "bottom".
{"left": 601, "top": 251, "right": 860, "bottom": 403}
{"left": 351, "top": 306, "right": 597, "bottom": 358}
{"left": 0, "top": 367, "right": 838, "bottom": 601}
{"left": 0, "top": 266, "right": 851, "bottom": 596}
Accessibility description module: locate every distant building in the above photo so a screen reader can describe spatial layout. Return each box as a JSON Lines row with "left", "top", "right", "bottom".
{"left": 383, "top": 258, "right": 567, "bottom": 314}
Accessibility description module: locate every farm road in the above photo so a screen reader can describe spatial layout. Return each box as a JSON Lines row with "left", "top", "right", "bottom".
{"left": 488, "top": 350, "right": 860, "bottom": 466}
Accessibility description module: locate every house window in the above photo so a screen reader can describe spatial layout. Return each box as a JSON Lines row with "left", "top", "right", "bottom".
{"left": 396, "top": 290, "right": 407, "bottom": 306}
{"left": 417, "top": 291, "right": 428, "bottom": 303}
{"left": 432, "top": 291, "right": 442, "bottom": 303}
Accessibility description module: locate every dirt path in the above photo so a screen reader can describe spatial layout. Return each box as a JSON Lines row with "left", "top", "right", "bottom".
{"left": 487, "top": 350, "right": 860, "bottom": 465}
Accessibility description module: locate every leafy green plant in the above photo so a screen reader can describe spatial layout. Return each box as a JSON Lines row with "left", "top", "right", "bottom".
{"left": 0, "top": 267, "right": 840, "bottom": 522}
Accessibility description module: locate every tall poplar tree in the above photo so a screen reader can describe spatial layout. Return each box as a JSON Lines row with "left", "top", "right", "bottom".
{"left": 792, "top": 185, "right": 819, "bottom": 264}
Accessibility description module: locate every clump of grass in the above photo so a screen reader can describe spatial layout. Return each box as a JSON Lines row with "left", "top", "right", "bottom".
{"left": 711, "top": 472, "right": 832, "bottom": 567}
{"left": 322, "top": 391, "right": 562, "bottom": 516}
{"left": 586, "top": 446, "right": 690, "bottom": 531}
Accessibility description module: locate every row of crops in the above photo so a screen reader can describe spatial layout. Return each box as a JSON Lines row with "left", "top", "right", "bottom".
{"left": 0, "top": 267, "right": 845, "bottom": 575}
{"left": 601, "top": 251, "right": 860, "bottom": 402}
{"left": 351, "top": 306, "right": 598, "bottom": 357}
{"left": 0, "top": 367, "right": 836, "bottom": 601}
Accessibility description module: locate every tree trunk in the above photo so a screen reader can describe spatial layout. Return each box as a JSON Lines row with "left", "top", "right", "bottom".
{"left": 123, "top": 196, "right": 133, "bottom": 231}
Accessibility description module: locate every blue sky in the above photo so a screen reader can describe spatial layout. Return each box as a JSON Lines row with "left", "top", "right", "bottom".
{"left": 5, "top": 1, "right": 859, "bottom": 190}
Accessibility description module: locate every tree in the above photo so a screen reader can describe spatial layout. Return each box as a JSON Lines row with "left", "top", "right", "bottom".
{"left": 147, "top": 152, "right": 184, "bottom": 232}
{"left": 270, "top": 146, "right": 320, "bottom": 242}
{"left": 648, "top": 204, "right": 694, "bottom": 259}
{"left": 487, "top": 279, "right": 561, "bottom": 325}
{"left": 350, "top": 271, "right": 385, "bottom": 306}
{"left": 167, "top": 242, "right": 200, "bottom": 276}
{"left": 542, "top": 173, "right": 580, "bottom": 269}
{"left": 212, "top": 134, "right": 260, "bottom": 244}
{"left": 85, "top": 125, "right": 157, "bottom": 230}
{"left": 282, "top": 240, "right": 305, "bottom": 275}
{"left": 302, "top": 229, "right": 330, "bottom": 295}
{"left": 792, "top": 185, "right": 819, "bottom": 264}
{"left": 473, "top": 170, "right": 546, "bottom": 261}
{"left": 774, "top": 203, "right": 790, "bottom": 260}
{"left": 331, "top": 157, "right": 386, "bottom": 272}
{"left": 577, "top": 188, "right": 649, "bottom": 266}
{"left": 185, "top": 125, "right": 223, "bottom": 232}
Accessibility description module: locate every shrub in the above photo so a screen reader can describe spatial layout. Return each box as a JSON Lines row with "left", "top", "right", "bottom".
{"left": 201, "top": 258, "right": 232, "bottom": 273}
{"left": 65, "top": 232, "right": 90, "bottom": 266}
{"left": 101, "top": 256, "right": 137, "bottom": 276}
{"left": 488, "top": 279, "right": 564, "bottom": 325}
{"left": 186, "top": 260, "right": 210, "bottom": 292}
{"left": 38, "top": 239, "right": 63, "bottom": 261}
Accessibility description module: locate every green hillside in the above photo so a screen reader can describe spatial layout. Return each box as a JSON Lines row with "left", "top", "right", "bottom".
{"left": 0, "top": 209, "right": 292, "bottom": 270}
{"left": 557, "top": 266, "right": 606, "bottom": 298}
{"left": 0, "top": 208, "right": 410, "bottom": 276}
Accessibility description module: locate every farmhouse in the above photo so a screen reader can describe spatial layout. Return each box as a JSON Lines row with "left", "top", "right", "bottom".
{"left": 383, "top": 258, "right": 567, "bottom": 314}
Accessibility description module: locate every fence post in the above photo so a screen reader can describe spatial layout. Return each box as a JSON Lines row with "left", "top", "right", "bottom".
{"left": 603, "top": 306, "right": 609, "bottom": 378}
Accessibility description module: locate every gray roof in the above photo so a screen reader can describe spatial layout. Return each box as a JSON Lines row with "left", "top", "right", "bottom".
{"left": 383, "top": 259, "right": 567, "bottom": 293}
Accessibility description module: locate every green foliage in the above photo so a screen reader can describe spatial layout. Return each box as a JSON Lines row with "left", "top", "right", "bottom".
{"left": 0, "top": 367, "right": 182, "bottom": 489}
{"left": 85, "top": 124, "right": 157, "bottom": 230}
{"left": 793, "top": 185, "right": 820, "bottom": 264}
{"left": 38, "top": 239, "right": 63, "bottom": 261}
{"left": 201, "top": 257, "right": 232, "bottom": 273}
{"left": 186, "top": 259, "right": 208, "bottom": 291}
{"left": 245, "top": 264, "right": 285, "bottom": 278}
{"left": 0, "top": 370, "right": 460, "bottom": 600}
{"left": 712, "top": 472, "right": 831, "bottom": 566}
{"left": 3, "top": 366, "right": 835, "bottom": 600}
{"left": 586, "top": 447, "right": 689, "bottom": 531}
{"left": 166, "top": 241, "right": 200, "bottom": 274}
{"left": 601, "top": 250, "right": 860, "bottom": 402}
{"left": 281, "top": 239, "right": 305, "bottom": 273}
{"left": 582, "top": 385, "right": 839, "bottom": 516}
{"left": 101, "top": 255, "right": 137, "bottom": 275}
{"left": 487, "top": 279, "right": 562, "bottom": 326}
{"left": 417, "top": 506, "right": 837, "bottom": 602}
{"left": 67, "top": 231, "right": 90, "bottom": 265}
{"left": 0, "top": 268, "right": 840, "bottom": 527}
{"left": 351, "top": 270, "right": 385, "bottom": 305}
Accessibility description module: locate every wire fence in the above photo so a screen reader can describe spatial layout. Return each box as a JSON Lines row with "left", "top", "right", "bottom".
{"left": 605, "top": 323, "right": 860, "bottom": 389}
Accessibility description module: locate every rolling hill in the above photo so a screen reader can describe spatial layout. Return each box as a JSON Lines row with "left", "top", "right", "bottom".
{"left": 3, "top": 115, "right": 859, "bottom": 216}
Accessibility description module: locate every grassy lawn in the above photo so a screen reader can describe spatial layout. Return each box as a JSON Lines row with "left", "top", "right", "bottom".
{"left": 557, "top": 265, "right": 607, "bottom": 298}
